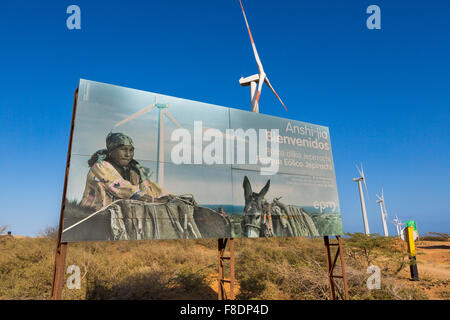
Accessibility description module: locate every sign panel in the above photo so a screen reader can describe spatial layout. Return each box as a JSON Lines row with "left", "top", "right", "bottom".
{"left": 61, "top": 79, "right": 343, "bottom": 242}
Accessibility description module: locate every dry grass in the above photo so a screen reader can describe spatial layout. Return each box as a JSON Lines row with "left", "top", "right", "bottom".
{"left": 0, "top": 234, "right": 436, "bottom": 300}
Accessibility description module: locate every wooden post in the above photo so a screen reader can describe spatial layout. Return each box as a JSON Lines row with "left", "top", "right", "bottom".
{"left": 324, "top": 235, "right": 349, "bottom": 300}
{"left": 218, "top": 238, "right": 235, "bottom": 300}
{"left": 50, "top": 88, "right": 79, "bottom": 300}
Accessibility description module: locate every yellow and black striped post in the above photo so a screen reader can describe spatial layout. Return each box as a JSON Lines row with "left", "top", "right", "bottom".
{"left": 405, "top": 221, "right": 419, "bottom": 281}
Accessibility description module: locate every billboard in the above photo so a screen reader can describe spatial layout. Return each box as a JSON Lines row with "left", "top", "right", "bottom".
{"left": 61, "top": 79, "right": 343, "bottom": 242}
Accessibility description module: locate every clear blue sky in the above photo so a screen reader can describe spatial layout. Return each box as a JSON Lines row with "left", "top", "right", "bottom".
{"left": 0, "top": 0, "right": 449, "bottom": 236}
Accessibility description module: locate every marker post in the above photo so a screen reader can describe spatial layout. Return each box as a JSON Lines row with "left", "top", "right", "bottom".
{"left": 405, "top": 221, "right": 419, "bottom": 281}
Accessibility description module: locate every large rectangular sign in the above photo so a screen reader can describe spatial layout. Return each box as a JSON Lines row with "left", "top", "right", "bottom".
{"left": 61, "top": 79, "right": 343, "bottom": 242}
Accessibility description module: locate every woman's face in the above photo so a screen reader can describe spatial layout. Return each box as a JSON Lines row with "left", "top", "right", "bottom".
{"left": 109, "top": 145, "right": 134, "bottom": 166}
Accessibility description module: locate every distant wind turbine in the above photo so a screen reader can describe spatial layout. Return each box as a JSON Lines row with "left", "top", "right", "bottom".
{"left": 376, "top": 189, "right": 389, "bottom": 237}
{"left": 353, "top": 163, "right": 370, "bottom": 235}
{"left": 237, "top": 0, "right": 287, "bottom": 113}
{"left": 114, "top": 96, "right": 182, "bottom": 188}
{"left": 391, "top": 214, "right": 404, "bottom": 238}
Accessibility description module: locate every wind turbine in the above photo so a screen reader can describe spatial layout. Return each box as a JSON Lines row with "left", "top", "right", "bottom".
{"left": 392, "top": 214, "right": 404, "bottom": 238}
{"left": 353, "top": 164, "right": 370, "bottom": 235}
{"left": 376, "top": 189, "right": 389, "bottom": 237}
{"left": 114, "top": 96, "right": 182, "bottom": 188}
{"left": 238, "top": 0, "right": 287, "bottom": 114}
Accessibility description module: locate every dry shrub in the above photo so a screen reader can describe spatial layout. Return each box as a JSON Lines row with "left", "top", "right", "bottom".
{"left": 235, "top": 236, "right": 426, "bottom": 300}
{"left": 278, "top": 262, "right": 329, "bottom": 300}
{"left": 235, "top": 237, "right": 329, "bottom": 300}
{"left": 344, "top": 265, "right": 427, "bottom": 300}
{"left": 169, "top": 264, "right": 213, "bottom": 293}
{"left": 38, "top": 226, "right": 58, "bottom": 239}
{"left": 420, "top": 232, "right": 449, "bottom": 241}
{"left": 63, "top": 240, "right": 217, "bottom": 299}
{"left": 86, "top": 266, "right": 171, "bottom": 300}
{"left": 0, "top": 237, "right": 55, "bottom": 299}
{"left": 342, "top": 234, "right": 427, "bottom": 300}
{"left": 0, "top": 235, "right": 431, "bottom": 300}
{"left": 344, "top": 233, "right": 407, "bottom": 276}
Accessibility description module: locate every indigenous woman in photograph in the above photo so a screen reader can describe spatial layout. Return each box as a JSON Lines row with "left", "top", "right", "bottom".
{"left": 81, "top": 132, "right": 166, "bottom": 210}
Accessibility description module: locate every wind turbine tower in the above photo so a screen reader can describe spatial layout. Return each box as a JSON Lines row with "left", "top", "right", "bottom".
{"left": 238, "top": 0, "right": 287, "bottom": 114}
{"left": 353, "top": 164, "right": 370, "bottom": 235}
{"left": 376, "top": 189, "right": 389, "bottom": 236}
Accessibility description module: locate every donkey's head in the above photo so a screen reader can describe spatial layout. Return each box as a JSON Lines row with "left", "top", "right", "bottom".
{"left": 242, "top": 176, "right": 270, "bottom": 238}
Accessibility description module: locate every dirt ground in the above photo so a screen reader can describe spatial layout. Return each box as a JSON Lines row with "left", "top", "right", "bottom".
{"left": 396, "top": 240, "right": 450, "bottom": 300}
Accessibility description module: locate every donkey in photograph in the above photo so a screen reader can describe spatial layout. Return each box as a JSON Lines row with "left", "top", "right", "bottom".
{"left": 242, "top": 176, "right": 320, "bottom": 238}
{"left": 242, "top": 176, "right": 272, "bottom": 238}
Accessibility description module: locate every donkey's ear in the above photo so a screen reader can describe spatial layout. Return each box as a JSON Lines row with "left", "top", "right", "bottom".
{"left": 243, "top": 176, "right": 252, "bottom": 199}
{"left": 259, "top": 179, "right": 270, "bottom": 198}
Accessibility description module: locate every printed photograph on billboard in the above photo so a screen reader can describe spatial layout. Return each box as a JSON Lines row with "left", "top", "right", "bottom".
{"left": 61, "top": 79, "right": 343, "bottom": 242}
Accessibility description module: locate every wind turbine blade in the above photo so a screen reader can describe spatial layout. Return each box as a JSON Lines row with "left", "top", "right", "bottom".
{"left": 363, "top": 179, "right": 369, "bottom": 199}
{"left": 162, "top": 109, "right": 182, "bottom": 129}
{"left": 238, "top": 0, "right": 264, "bottom": 72}
{"left": 115, "top": 104, "right": 155, "bottom": 127}
{"left": 358, "top": 163, "right": 369, "bottom": 199}
{"left": 355, "top": 163, "right": 362, "bottom": 177}
{"left": 264, "top": 76, "right": 288, "bottom": 111}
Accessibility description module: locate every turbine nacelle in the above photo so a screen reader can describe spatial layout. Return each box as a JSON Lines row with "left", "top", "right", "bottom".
{"left": 239, "top": 74, "right": 260, "bottom": 86}
{"left": 376, "top": 194, "right": 383, "bottom": 203}
{"left": 355, "top": 163, "right": 369, "bottom": 200}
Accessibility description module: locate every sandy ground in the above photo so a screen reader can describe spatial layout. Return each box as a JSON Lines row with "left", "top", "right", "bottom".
{"left": 208, "top": 273, "right": 240, "bottom": 299}
{"left": 397, "top": 240, "right": 450, "bottom": 300}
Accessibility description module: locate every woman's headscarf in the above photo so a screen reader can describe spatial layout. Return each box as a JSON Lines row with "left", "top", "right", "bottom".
{"left": 88, "top": 132, "right": 152, "bottom": 182}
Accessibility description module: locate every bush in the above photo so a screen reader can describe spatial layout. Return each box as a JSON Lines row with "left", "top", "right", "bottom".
{"left": 343, "top": 233, "right": 407, "bottom": 275}
{"left": 169, "top": 264, "right": 213, "bottom": 293}
{"left": 0, "top": 235, "right": 436, "bottom": 300}
{"left": 38, "top": 226, "right": 59, "bottom": 239}
{"left": 420, "top": 232, "right": 449, "bottom": 241}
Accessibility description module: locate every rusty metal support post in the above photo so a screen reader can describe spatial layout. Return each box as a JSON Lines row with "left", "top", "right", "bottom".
{"left": 218, "top": 238, "right": 235, "bottom": 300}
{"left": 50, "top": 88, "right": 78, "bottom": 300}
{"left": 324, "top": 235, "right": 349, "bottom": 300}
{"left": 324, "top": 236, "right": 335, "bottom": 300}
{"left": 337, "top": 235, "right": 349, "bottom": 299}
{"left": 51, "top": 242, "right": 67, "bottom": 299}
{"left": 218, "top": 238, "right": 226, "bottom": 300}
{"left": 229, "top": 238, "right": 235, "bottom": 300}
